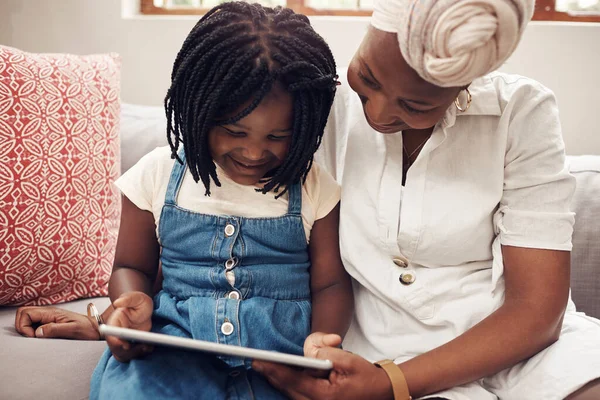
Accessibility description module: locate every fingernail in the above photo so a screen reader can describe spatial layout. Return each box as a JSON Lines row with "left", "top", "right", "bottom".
{"left": 36, "top": 328, "right": 44, "bottom": 337}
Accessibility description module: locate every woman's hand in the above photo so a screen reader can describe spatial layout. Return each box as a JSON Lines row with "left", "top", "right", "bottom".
{"left": 15, "top": 306, "right": 101, "bottom": 340}
{"left": 105, "top": 291, "right": 154, "bottom": 363}
{"left": 253, "top": 345, "right": 393, "bottom": 400}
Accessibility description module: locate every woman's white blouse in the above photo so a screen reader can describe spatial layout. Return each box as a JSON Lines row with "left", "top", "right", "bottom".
{"left": 316, "top": 72, "right": 576, "bottom": 363}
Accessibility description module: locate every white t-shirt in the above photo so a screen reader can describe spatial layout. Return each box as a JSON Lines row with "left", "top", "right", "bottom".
{"left": 316, "top": 71, "right": 577, "bottom": 362}
{"left": 116, "top": 146, "right": 341, "bottom": 243}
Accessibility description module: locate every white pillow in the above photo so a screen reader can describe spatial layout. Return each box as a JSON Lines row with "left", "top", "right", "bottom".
{"left": 120, "top": 103, "right": 167, "bottom": 173}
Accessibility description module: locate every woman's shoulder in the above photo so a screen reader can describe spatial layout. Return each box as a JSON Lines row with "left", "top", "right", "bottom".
{"left": 483, "top": 72, "right": 556, "bottom": 109}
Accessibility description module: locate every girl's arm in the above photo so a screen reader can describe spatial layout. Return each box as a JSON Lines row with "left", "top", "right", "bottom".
{"left": 307, "top": 203, "right": 354, "bottom": 338}
{"left": 399, "top": 246, "right": 570, "bottom": 397}
{"left": 108, "top": 195, "right": 160, "bottom": 301}
{"left": 103, "top": 195, "right": 161, "bottom": 361}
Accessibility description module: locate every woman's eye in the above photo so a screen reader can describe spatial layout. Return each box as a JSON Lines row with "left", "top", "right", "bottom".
{"left": 358, "top": 71, "right": 379, "bottom": 89}
{"left": 401, "top": 102, "right": 429, "bottom": 115}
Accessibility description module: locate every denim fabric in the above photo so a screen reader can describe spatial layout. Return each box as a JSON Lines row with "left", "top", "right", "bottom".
{"left": 91, "top": 151, "right": 311, "bottom": 400}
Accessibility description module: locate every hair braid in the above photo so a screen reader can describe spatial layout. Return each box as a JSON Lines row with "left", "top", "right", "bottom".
{"left": 165, "top": 1, "right": 337, "bottom": 196}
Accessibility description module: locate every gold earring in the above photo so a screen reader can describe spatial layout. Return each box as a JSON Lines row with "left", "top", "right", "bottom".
{"left": 454, "top": 88, "right": 472, "bottom": 113}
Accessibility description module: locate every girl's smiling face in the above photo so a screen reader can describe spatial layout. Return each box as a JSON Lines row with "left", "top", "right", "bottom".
{"left": 209, "top": 85, "right": 294, "bottom": 186}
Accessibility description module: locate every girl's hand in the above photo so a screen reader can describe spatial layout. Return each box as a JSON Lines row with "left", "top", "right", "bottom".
{"left": 253, "top": 346, "right": 394, "bottom": 400}
{"left": 15, "top": 306, "right": 101, "bottom": 340}
{"left": 105, "top": 291, "right": 154, "bottom": 363}
{"left": 303, "top": 332, "right": 342, "bottom": 357}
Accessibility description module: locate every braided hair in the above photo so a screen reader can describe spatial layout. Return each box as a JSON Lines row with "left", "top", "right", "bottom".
{"left": 165, "top": 1, "right": 338, "bottom": 196}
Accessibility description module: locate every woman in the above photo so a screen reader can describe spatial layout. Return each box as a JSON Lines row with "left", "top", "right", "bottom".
{"left": 15, "top": 0, "right": 600, "bottom": 398}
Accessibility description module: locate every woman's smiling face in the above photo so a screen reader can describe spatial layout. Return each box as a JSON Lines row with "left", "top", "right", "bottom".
{"left": 347, "top": 27, "right": 463, "bottom": 134}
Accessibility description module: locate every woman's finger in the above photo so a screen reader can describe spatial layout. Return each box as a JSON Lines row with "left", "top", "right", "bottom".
{"left": 15, "top": 307, "right": 59, "bottom": 337}
{"left": 35, "top": 320, "right": 99, "bottom": 340}
{"left": 310, "top": 345, "right": 357, "bottom": 371}
{"left": 15, "top": 308, "right": 35, "bottom": 337}
{"left": 36, "top": 322, "right": 71, "bottom": 339}
{"left": 253, "top": 362, "right": 331, "bottom": 400}
{"left": 14, "top": 306, "right": 24, "bottom": 332}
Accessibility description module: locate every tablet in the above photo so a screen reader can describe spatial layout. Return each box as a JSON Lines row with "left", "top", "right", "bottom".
{"left": 99, "top": 325, "right": 333, "bottom": 370}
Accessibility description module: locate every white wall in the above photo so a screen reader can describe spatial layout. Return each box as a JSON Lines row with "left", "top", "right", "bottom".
{"left": 1, "top": 0, "right": 599, "bottom": 154}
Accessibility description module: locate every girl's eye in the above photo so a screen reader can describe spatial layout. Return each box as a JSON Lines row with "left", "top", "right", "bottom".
{"left": 268, "top": 134, "right": 291, "bottom": 141}
{"left": 358, "top": 71, "right": 379, "bottom": 89}
{"left": 222, "top": 127, "right": 246, "bottom": 137}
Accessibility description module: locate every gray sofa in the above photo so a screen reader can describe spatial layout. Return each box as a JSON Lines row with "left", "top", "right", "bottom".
{"left": 1, "top": 104, "right": 599, "bottom": 400}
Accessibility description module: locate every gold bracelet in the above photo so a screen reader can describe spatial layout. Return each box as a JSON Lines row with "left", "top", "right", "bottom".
{"left": 87, "top": 302, "right": 105, "bottom": 339}
{"left": 374, "top": 359, "right": 412, "bottom": 400}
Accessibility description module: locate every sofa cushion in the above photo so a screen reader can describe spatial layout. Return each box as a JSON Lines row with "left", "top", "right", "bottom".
{"left": 120, "top": 103, "right": 167, "bottom": 173}
{"left": 568, "top": 155, "right": 600, "bottom": 319}
{"left": 0, "top": 297, "right": 111, "bottom": 400}
{"left": 0, "top": 45, "right": 121, "bottom": 305}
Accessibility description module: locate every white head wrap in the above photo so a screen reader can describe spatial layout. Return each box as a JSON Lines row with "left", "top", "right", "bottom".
{"left": 371, "top": 0, "right": 535, "bottom": 87}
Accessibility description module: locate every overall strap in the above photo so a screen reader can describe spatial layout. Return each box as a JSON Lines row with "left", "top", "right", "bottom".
{"left": 286, "top": 181, "right": 302, "bottom": 216}
{"left": 164, "top": 148, "right": 187, "bottom": 205}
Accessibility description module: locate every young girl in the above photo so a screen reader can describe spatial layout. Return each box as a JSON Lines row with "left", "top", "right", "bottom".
{"left": 89, "top": 3, "right": 353, "bottom": 399}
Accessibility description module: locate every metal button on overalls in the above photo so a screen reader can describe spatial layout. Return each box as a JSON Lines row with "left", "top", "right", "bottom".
{"left": 225, "top": 257, "right": 237, "bottom": 270}
{"left": 224, "top": 224, "right": 236, "bottom": 237}
{"left": 227, "top": 291, "right": 240, "bottom": 300}
{"left": 221, "top": 321, "right": 234, "bottom": 335}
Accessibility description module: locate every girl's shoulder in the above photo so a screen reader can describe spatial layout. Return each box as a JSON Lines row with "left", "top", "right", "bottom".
{"left": 305, "top": 161, "right": 339, "bottom": 190}
{"left": 128, "top": 145, "right": 175, "bottom": 174}
{"left": 302, "top": 161, "right": 341, "bottom": 221}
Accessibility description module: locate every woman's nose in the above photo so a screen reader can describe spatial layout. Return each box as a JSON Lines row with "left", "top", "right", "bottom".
{"left": 366, "top": 94, "right": 396, "bottom": 125}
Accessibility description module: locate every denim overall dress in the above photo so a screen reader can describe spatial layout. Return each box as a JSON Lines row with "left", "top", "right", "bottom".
{"left": 90, "top": 152, "right": 312, "bottom": 400}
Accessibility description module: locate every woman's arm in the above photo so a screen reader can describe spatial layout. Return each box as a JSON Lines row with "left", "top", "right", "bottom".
{"left": 398, "top": 79, "right": 574, "bottom": 397}
{"left": 398, "top": 245, "right": 570, "bottom": 397}
{"left": 254, "top": 246, "right": 570, "bottom": 400}
{"left": 308, "top": 203, "right": 354, "bottom": 338}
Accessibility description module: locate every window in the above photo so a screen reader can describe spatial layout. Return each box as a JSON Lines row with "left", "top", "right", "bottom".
{"left": 556, "top": 0, "right": 600, "bottom": 13}
{"left": 142, "top": 0, "right": 373, "bottom": 17}
{"left": 141, "top": 0, "right": 600, "bottom": 21}
{"left": 535, "top": 0, "right": 600, "bottom": 21}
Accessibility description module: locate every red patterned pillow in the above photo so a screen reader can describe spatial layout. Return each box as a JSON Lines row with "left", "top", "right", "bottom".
{"left": 0, "top": 45, "right": 121, "bottom": 305}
